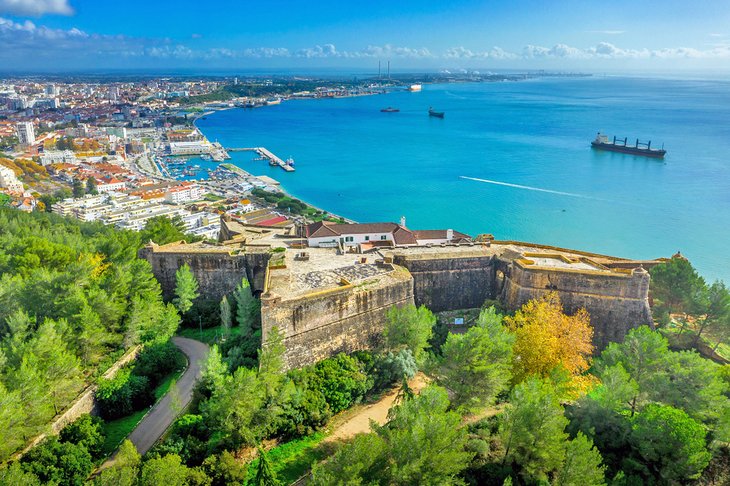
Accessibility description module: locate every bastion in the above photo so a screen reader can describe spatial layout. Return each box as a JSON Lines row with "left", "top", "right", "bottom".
{"left": 140, "top": 221, "right": 663, "bottom": 368}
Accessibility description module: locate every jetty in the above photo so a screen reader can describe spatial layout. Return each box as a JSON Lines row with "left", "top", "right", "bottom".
{"left": 226, "top": 147, "right": 295, "bottom": 172}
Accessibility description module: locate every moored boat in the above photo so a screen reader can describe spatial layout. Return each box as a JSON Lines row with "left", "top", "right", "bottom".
{"left": 409, "top": 84, "right": 422, "bottom": 92}
{"left": 591, "top": 132, "right": 666, "bottom": 158}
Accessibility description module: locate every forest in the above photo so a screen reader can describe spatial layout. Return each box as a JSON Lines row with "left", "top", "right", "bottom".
{"left": 0, "top": 207, "right": 729, "bottom": 485}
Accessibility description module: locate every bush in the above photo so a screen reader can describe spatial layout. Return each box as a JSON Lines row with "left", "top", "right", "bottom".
{"left": 220, "top": 330, "right": 261, "bottom": 371}
{"left": 275, "top": 367, "right": 332, "bottom": 439}
{"left": 96, "top": 368, "right": 154, "bottom": 419}
{"left": 133, "top": 341, "right": 186, "bottom": 387}
{"left": 314, "top": 353, "right": 373, "bottom": 414}
{"left": 59, "top": 414, "right": 105, "bottom": 461}
{"left": 184, "top": 298, "right": 220, "bottom": 329}
{"left": 371, "top": 349, "right": 418, "bottom": 391}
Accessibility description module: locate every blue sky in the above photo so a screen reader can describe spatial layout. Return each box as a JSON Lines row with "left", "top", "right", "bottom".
{"left": 1, "top": 0, "right": 729, "bottom": 72}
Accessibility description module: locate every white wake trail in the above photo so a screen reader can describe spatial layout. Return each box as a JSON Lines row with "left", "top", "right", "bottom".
{"left": 460, "top": 176, "right": 594, "bottom": 199}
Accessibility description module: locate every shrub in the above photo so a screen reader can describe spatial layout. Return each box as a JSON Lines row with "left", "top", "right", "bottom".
{"left": 314, "top": 353, "right": 373, "bottom": 414}
{"left": 133, "top": 341, "right": 186, "bottom": 387}
{"left": 371, "top": 349, "right": 418, "bottom": 391}
{"left": 96, "top": 368, "right": 153, "bottom": 419}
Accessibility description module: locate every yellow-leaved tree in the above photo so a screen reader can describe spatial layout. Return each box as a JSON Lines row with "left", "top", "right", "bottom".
{"left": 505, "top": 292, "right": 596, "bottom": 396}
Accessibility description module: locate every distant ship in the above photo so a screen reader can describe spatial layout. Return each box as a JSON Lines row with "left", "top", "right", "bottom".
{"left": 428, "top": 107, "right": 445, "bottom": 118}
{"left": 591, "top": 132, "right": 666, "bottom": 158}
{"left": 409, "top": 84, "right": 422, "bottom": 92}
{"left": 380, "top": 107, "right": 400, "bottom": 112}
{"left": 265, "top": 97, "right": 282, "bottom": 105}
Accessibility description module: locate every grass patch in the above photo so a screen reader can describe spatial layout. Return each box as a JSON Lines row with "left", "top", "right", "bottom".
{"left": 176, "top": 325, "right": 244, "bottom": 345}
{"left": 203, "top": 193, "right": 224, "bottom": 202}
{"left": 100, "top": 409, "right": 147, "bottom": 457}
{"left": 99, "top": 367, "right": 185, "bottom": 457}
{"left": 246, "top": 432, "right": 336, "bottom": 485}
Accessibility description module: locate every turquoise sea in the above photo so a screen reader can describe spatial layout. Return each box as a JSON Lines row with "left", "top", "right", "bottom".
{"left": 196, "top": 76, "right": 730, "bottom": 282}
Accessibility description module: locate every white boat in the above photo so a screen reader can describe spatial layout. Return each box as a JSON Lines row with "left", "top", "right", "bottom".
{"left": 265, "top": 97, "right": 282, "bottom": 105}
{"left": 409, "top": 84, "right": 422, "bottom": 92}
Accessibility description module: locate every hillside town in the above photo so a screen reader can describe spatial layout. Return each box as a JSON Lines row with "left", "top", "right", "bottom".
{"left": 0, "top": 76, "right": 377, "bottom": 237}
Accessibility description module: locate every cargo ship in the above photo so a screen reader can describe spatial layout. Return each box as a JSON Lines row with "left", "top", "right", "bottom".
{"left": 409, "top": 84, "right": 422, "bottom": 92}
{"left": 428, "top": 107, "right": 445, "bottom": 118}
{"left": 591, "top": 132, "right": 666, "bottom": 158}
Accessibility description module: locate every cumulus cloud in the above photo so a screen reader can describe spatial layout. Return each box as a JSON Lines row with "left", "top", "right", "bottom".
{"left": 0, "top": 0, "right": 73, "bottom": 16}
{"left": 519, "top": 42, "right": 730, "bottom": 60}
{"left": 444, "top": 46, "right": 516, "bottom": 60}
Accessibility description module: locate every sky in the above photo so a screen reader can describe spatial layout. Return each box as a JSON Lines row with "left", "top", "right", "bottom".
{"left": 1, "top": 0, "right": 729, "bottom": 73}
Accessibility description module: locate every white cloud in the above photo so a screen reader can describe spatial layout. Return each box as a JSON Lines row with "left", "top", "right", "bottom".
{"left": 0, "top": 0, "right": 73, "bottom": 16}
{"left": 519, "top": 42, "right": 730, "bottom": 60}
{"left": 444, "top": 46, "right": 516, "bottom": 60}
{"left": 241, "top": 47, "right": 290, "bottom": 58}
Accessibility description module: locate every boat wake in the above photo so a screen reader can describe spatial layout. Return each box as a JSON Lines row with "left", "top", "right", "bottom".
{"left": 460, "top": 176, "right": 595, "bottom": 199}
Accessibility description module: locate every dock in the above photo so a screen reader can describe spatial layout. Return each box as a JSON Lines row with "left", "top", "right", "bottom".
{"left": 226, "top": 147, "right": 295, "bottom": 172}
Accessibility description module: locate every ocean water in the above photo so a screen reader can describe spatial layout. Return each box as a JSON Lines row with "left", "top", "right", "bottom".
{"left": 196, "top": 76, "right": 730, "bottom": 282}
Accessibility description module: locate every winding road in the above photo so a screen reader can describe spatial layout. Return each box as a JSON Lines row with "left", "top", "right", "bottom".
{"left": 126, "top": 337, "right": 209, "bottom": 455}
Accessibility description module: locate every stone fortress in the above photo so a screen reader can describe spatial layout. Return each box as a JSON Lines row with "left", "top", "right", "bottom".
{"left": 140, "top": 216, "right": 664, "bottom": 369}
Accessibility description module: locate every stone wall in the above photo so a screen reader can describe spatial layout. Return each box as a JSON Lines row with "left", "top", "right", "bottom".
{"left": 500, "top": 262, "right": 652, "bottom": 349}
{"left": 139, "top": 247, "right": 270, "bottom": 301}
{"left": 391, "top": 251, "right": 495, "bottom": 311}
{"left": 261, "top": 273, "right": 414, "bottom": 369}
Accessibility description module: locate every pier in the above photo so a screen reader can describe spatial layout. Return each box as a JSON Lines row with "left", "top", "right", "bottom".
{"left": 226, "top": 146, "right": 295, "bottom": 172}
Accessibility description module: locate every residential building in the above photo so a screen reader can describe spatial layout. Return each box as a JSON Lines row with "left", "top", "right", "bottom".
{"left": 0, "top": 166, "right": 24, "bottom": 193}
{"left": 164, "top": 182, "right": 203, "bottom": 203}
{"left": 16, "top": 122, "right": 35, "bottom": 146}
{"left": 39, "top": 150, "right": 77, "bottom": 166}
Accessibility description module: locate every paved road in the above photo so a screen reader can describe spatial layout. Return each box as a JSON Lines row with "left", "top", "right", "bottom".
{"left": 126, "top": 337, "right": 209, "bottom": 455}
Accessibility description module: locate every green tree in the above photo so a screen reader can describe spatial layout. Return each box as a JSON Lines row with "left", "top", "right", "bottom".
{"left": 220, "top": 296, "right": 232, "bottom": 339}
{"left": 0, "top": 382, "right": 27, "bottom": 459}
{"left": 86, "top": 177, "right": 98, "bottom": 195}
{"left": 0, "top": 462, "right": 41, "bottom": 486}
{"left": 258, "top": 326, "right": 286, "bottom": 398}
{"left": 555, "top": 432, "right": 606, "bottom": 486}
{"left": 21, "top": 437, "right": 93, "bottom": 486}
{"left": 650, "top": 256, "right": 705, "bottom": 317}
{"left": 597, "top": 326, "right": 670, "bottom": 416}
{"left": 198, "top": 345, "right": 228, "bottom": 397}
{"left": 383, "top": 304, "right": 435, "bottom": 361}
{"left": 695, "top": 280, "right": 730, "bottom": 347}
{"left": 310, "top": 385, "right": 472, "bottom": 485}
{"left": 72, "top": 178, "right": 85, "bottom": 198}
{"left": 139, "top": 215, "right": 194, "bottom": 246}
{"left": 628, "top": 404, "right": 711, "bottom": 482}
{"left": 500, "top": 377, "right": 568, "bottom": 483}
{"left": 93, "top": 439, "right": 140, "bottom": 486}
{"left": 202, "top": 450, "right": 247, "bottom": 486}
{"left": 234, "top": 278, "right": 256, "bottom": 336}
{"left": 139, "top": 453, "right": 192, "bottom": 486}
{"left": 254, "top": 446, "right": 280, "bottom": 486}
{"left": 173, "top": 264, "right": 199, "bottom": 315}
{"left": 59, "top": 414, "right": 105, "bottom": 460}
{"left": 432, "top": 307, "right": 514, "bottom": 412}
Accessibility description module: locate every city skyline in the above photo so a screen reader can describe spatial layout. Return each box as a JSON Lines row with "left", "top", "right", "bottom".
{"left": 1, "top": 0, "right": 730, "bottom": 72}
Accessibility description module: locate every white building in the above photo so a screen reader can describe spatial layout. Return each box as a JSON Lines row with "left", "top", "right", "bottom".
{"left": 45, "top": 84, "right": 60, "bottom": 97}
{"left": 39, "top": 150, "right": 77, "bottom": 166}
{"left": 95, "top": 177, "right": 127, "bottom": 193}
{"left": 164, "top": 182, "right": 203, "bottom": 203}
{"left": 16, "top": 122, "right": 35, "bottom": 146}
{"left": 304, "top": 221, "right": 471, "bottom": 248}
{"left": 169, "top": 141, "right": 211, "bottom": 155}
{"left": 0, "top": 166, "right": 24, "bottom": 193}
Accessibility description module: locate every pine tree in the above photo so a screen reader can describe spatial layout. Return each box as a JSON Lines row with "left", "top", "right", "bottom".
{"left": 234, "top": 278, "right": 255, "bottom": 336}
{"left": 220, "top": 296, "right": 232, "bottom": 339}
{"left": 173, "top": 264, "right": 199, "bottom": 315}
{"left": 254, "top": 446, "right": 280, "bottom": 486}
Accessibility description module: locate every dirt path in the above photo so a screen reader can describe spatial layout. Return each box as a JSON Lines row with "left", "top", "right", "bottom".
{"left": 325, "top": 373, "right": 429, "bottom": 443}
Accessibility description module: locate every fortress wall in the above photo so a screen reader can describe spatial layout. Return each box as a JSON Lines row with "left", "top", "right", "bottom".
{"left": 261, "top": 276, "right": 414, "bottom": 369}
{"left": 139, "top": 248, "right": 267, "bottom": 301}
{"left": 501, "top": 264, "right": 652, "bottom": 349}
{"left": 392, "top": 254, "right": 495, "bottom": 311}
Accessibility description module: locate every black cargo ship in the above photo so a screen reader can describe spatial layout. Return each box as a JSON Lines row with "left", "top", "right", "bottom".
{"left": 428, "top": 107, "right": 445, "bottom": 118}
{"left": 591, "top": 132, "right": 666, "bottom": 158}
